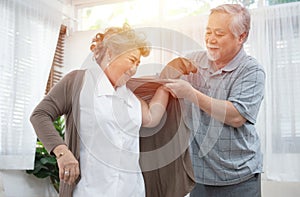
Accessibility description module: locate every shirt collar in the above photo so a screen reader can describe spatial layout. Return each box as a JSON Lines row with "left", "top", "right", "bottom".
{"left": 96, "top": 68, "right": 115, "bottom": 96}
{"left": 94, "top": 67, "right": 134, "bottom": 107}
{"left": 222, "top": 48, "right": 246, "bottom": 72}
{"left": 115, "top": 85, "right": 135, "bottom": 108}
{"left": 199, "top": 53, "right": 210, "bottom": 69}
{"left": 200, "top": 48, "right": 246, "bottom": 75}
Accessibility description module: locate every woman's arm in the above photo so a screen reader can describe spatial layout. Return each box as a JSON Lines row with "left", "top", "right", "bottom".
{"left": 139, "top": 86, "right": 169, "bottom": 128}
{"left": 30, "top": 70, "right": 82, "bottom": 185}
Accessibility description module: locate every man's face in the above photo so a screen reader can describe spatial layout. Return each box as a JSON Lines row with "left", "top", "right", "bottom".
{"left": 205, "top": 12, "right": 243, "bottom": 67}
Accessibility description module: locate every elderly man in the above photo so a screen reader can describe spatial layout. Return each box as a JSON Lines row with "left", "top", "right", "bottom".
{"left": 162, "top": 4, "right": 265, "bottom": 197}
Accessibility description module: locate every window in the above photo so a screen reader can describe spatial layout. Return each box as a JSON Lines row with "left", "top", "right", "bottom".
{"left": 73, "top": 0, "right": 299, "bottom": 32}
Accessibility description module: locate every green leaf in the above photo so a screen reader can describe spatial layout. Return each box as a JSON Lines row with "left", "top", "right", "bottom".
{"left": 29, "top": 162, "right": 49, "bottom": 174}
{"left": 40, "top": 157, "right": 57, "bottom": 165}
{"left": 34, "top": 170, "right": 52, "bottom": 178}
{"left": 36, "top": 147, "right": 48, "bottom": 155}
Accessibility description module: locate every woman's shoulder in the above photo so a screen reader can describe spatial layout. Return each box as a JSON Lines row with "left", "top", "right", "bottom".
{"left": 65, "top": 69, "right": 86, "bottom": 78}
{"left": 60, "top": 69, "right": 87, "bottom": 84}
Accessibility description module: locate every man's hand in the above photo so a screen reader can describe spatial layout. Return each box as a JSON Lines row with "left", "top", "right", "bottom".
{"left": 164, "top": 79, "right": 196, "bottom": 101}
{"left": 160, "top": 57, "right": 197, "bottom": 79}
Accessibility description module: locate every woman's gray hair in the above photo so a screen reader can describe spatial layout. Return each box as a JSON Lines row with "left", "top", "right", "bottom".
{"left": 210, "top": 4, "right": 251, "bottom": 42}
{"left": 90, "top": 23, "right": 150, "bottom": 63}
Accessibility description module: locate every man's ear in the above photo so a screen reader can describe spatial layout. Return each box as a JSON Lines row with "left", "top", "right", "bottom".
{"left": 239, "top": 32, "right": 248, "bottom": 44}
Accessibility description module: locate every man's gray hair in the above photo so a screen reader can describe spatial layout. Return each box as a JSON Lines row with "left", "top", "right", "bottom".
{"left": 210, "top": 4, "right": 251, "bottom": 42}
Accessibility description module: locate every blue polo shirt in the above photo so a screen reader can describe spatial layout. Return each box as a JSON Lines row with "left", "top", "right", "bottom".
{"left": 183, "top": 48, "right": 265, "bottom": 185}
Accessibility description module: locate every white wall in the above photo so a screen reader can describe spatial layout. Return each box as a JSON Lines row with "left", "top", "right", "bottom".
{"left": 0, "top": 175, "right": 4, "bottom": 196}
{"left": 0, "top": 170, "right": 58, "bottom": 197}
{"left": 63, "top": 30, "right": 98, "bottom": 74}
{"left": 262, "top": 180, "right": 300, "bottom": 197}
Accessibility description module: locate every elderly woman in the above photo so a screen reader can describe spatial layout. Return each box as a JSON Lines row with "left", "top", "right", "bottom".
{"left": 30, "top": 24, "right": 169, "bottom": 197}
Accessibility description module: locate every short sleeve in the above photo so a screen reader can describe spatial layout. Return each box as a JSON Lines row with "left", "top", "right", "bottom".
{"left": 228, "top": 64, "right": 265, "bottom": 124}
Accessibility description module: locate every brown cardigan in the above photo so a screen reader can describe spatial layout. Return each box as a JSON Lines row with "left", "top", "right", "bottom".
{"left": 30, "top": 70, "right": 85, "bottom": 196}
{"left": 30, "top": 60, "right": 195, "bottom": 196}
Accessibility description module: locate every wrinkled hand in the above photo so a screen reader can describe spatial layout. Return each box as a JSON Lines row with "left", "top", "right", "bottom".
{"left": 56, "top": 149, "right": 80, "bottom": 185}
{"left": 164, "top": 79, "right": 196, "bottom": 100}
{"left": 160, "top": 57, "right": 197, "bottom": 79}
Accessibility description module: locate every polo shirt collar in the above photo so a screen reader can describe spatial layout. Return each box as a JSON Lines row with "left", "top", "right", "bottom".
{"left": 200, "top": 48, "right": 246, "bottom": 75}
{"left": 222, "top": 48, "right": 246, "bottom": 72}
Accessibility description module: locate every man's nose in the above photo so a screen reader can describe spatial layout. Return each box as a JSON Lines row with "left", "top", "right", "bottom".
{"left": 207, "top": 34, "right": 217, "bottom": 43}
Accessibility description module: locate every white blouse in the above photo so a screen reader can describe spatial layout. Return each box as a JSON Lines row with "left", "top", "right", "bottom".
{"left": 73, "top": 64, "right": 145, "bottom": 197}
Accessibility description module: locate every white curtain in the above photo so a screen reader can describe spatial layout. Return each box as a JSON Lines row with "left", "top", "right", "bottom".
{"left": 0, "top": 0, "right": 62, "bottom": 169}
{"left": 150, "top": 2, "right": 300, "bottom": 182}
{"left": 248, "top": 2, "right": 300, "bottom": 182}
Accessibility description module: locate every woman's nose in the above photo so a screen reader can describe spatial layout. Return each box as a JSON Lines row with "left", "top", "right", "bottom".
{"left": 128, "top": 66, "right": 137, "bottom": 75}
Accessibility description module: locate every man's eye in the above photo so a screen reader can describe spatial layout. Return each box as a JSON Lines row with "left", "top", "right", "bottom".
{"left": 216, "top": 31, "right": 225, "bottom": 36}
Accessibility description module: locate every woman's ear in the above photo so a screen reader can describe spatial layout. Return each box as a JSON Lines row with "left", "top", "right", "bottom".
{"left": 106, "top": 49, "right": 113, "bottom": 60}
{"left": 98, "top": 49, "right": 112, "bottom": 70}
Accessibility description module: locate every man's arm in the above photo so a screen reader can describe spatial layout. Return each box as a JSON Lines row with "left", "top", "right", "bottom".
{"left": 164, "top": 79, "right": 246, "bottom": 128}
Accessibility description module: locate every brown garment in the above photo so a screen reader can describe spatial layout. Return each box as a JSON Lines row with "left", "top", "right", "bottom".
{"left": 128, "top": 78, "right": 195, "bottom": 197}
{"left": 159, "top": 57, "right": 197, "bottom": 79}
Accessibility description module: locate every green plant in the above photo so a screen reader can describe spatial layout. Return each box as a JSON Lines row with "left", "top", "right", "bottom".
{"left": 27, "top": 116, "right": 65, "bottom": 193}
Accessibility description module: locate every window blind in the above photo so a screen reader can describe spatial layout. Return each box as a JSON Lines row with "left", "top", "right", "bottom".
{"left": 46, "top": 25, "right": 66, "bottom": 94}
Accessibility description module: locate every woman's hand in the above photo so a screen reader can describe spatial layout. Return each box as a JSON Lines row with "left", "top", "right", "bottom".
{"left": 53, "top": 145, "right": 80, "bottom": 185}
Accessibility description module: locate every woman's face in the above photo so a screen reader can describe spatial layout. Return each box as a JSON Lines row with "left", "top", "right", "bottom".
{"left": 104, "top": 49, "right": 141, "bottom": 87}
